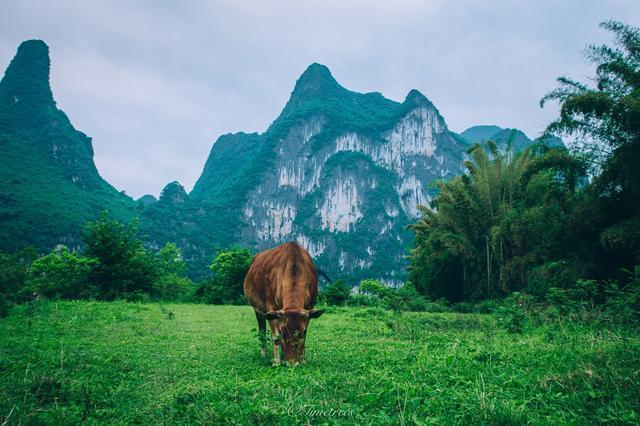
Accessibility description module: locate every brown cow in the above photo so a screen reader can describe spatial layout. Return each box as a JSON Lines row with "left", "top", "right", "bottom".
{"left": 243, "top": 241, "right": 325, "bottom": 366}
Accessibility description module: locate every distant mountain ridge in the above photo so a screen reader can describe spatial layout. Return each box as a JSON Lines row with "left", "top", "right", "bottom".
{"left": 0, "top": 42, "right": 563, "bottom": 282}
{"left": 459, "top": 125, "right": 564, "bottom": 152}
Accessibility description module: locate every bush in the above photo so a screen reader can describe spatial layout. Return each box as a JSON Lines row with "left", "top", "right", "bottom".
{"left": 153, "top": 243, "right": 193, "bottom": 301}
{"left": 154, "top": 274, "right": 193, "bottom": 302}
{"left": 602, "top": 266, "right": 640, "bottom": 325}
{"left": 0, "top": 248, "right": 37, "bottom": 316}
{"left": 82, "top": 212, "right": 159, "bottom": 300}
{"left": 474, "top": 299, "right": 501, "bottom": 314}
{"left": 495, "top": 292, "right": 535, "bottom": 333}
{"left": 196, "top": 247, "right": 253, "bottom": 304}
{"left": 526, "top": 260, "right": 585, "bottom": 297}
{"left": 26, "top": 247, "right": 96, "bottom": 299}
{"left": 157, "top": 243, "right": 186, "bottom": 276}
{"left": 358, "top": 279, "right": 389, "bottom": 298}
{"left": 346, "top": 294, "right": 381, "bottom": 307}
{"left": 352, "top": 280, "right": 444, "bottom": 313}
{"left": 547, "top": 279, "right": 598, "bottom": 316}
{"left": 320, "top": 279, "right": 351, "bottom": 306}
{"left": 386, "top": 282, "right": 421, "bottom": 313}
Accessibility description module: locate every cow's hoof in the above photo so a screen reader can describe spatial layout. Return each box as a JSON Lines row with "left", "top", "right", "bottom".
{"left": 272, "top": 359, "right": 281, "bottom": 366}
{"left": 260, "top": 348, "right": 267, "bottom": 358}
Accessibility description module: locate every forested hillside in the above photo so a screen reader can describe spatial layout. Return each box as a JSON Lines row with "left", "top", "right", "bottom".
{"left": 0, "top": 40, "right": 136, "bottom": 252}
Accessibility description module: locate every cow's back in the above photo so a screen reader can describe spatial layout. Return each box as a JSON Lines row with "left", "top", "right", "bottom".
{"left": 244, "top": 242, "right": 318, "bottom": 312}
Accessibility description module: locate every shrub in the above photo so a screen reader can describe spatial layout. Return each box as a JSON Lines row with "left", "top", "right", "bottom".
{"left": 82, "top": 212, "right": 159, "bottom": 300}
{"left": 0, "top": 248, "right": 36, "bottom": 316}
{"left": 602, "top": 266, "right": 640, "bottom": 325}
{"left": 154, "top": 275, "right": 193, "bottom": 302}
{"left": 154, "top": 243, "right": 192, "bottom": 301}
{"left": 547, "top": 279, "right": 598, "bottom": 316}
{"left": 196, "top": 247, "right": 253, "bottom": 304}
{"left": 26, "top": 247, "right": 96, "bottom": 300}
{"left": 358, "top": 279, "right": 389, "bottom": 298}
{"left": 526, "top": 260, "right": 585, "bottom": 298}
{"left": 346, "top": 294, "right": 381, "bottom": 307}
{"left": 495, "top": 292, "right": 535, "bottom": 333}
{"left": 320, "top": 279, "right": 351, "bottom": 306}
{"left": 386, "top": 282, "right": 421, "bottom": 313}
{"left": 474, "top": 299, "right": 501, "bottom": 314}
{"left": 157, "top": 243, "right": 186, "bottom": 276}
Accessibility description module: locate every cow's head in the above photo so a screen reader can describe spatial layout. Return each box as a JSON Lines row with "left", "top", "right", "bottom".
{"left": 263, "top": 309, "right": 324, "bottom": 365}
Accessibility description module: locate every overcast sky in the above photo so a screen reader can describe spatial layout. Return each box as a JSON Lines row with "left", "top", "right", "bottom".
{"left": 1, "top": 1, "right": 638, "bottom": 198}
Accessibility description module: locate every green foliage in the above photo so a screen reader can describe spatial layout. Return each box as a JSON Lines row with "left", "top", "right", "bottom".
{"left": 410, "top": 20, "right": 640, "bottom": 307}
{"left": 602, "top": 266, "right": 640, "bottom": 325}
{"left": 542, "top": 20, "right": 640, "bottom": 280}
{"left": 495, "top": 292, "right": 535, "bottom": 333}
{"left": 153, "top": 243, "right": 192, "bottom": 301}
{"left": 358, "top": 279, "right": 389, "bottom": 298}
{"left": 526, "top": 260, "right": 585, "bottom": 297}
{"left": 351, "top": 280, "right": 446, "bottom": 313}
{"left": 0, "top": 247, "right": 36, "bottom": 316}
{"left": 1, "top": 302, "right": 639, "bottom": 424}
{"left": 2, "top": 222, "right": 194, "bottom": 305}
{"left": 320, "top": 279, "right": 351, "bottom": 306}
{"left": 26, "top": 247, "right": 96, "bottom": 300}
{"left": 82, "top": 212, "right": 158, "bottom": 301}
{"left": 0, "top": 41, "right": 136, "bottom": 255}
{"left": 546, "top": 268, "right": 640, "bottom": 326}
{"left": 409, "top": 142, "right": 585, "bottom": 301}
{"left": 157, "top": 242, "right": 186, "bottom": 276}
{"left": 153, "top": 274, "right": 193, "bottom": 302}
{"left": 196, "top": 247, "right": 254, "bottom": 304}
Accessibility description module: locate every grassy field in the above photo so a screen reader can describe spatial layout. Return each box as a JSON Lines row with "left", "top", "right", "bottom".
{"left": 0, "top": 301, "right": 639, "bottom": 425}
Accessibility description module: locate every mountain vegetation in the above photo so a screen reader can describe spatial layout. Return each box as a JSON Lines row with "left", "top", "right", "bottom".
{"left": 0, "top": 40, "right": 136, "bottom": 252}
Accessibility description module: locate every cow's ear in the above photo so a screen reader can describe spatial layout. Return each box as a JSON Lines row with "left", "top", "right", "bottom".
{"left": 263, "top": 310, "right": 284, "bottom": 320}
{"left": 308, "top": 309, "right": 325, "bottom": 319}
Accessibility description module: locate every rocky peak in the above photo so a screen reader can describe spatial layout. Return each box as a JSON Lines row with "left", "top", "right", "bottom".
{"left": 403, "top": 89, "right": 429, "bottom": 106}
{"left": 137, "top": 194, "right": 158, "bottom": 207}
{"left": 291, "top": 63, "right": 340, "bottom": 99}
{"left": 0, "top": 39, "right": 54, "bottom": 108}
{"left": 159, "top": 181, "right": 188, "bottom": 205}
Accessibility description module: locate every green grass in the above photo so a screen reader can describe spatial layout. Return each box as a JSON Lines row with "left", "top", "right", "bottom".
{"left": 1, "top": 302, "right": 638, "bottom": 424}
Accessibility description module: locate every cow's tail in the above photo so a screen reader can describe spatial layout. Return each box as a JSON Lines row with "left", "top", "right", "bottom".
{"left": 316, "top": 268, "right": 332, "bottom": 283}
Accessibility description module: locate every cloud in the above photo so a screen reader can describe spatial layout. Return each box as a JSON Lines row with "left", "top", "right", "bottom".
{"left": 1, "top": 0, "right": 639, "bottom": 198}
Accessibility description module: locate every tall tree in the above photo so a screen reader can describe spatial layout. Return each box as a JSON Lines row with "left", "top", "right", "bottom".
{"left": 541, "top": 20, "right": 640, "bottom": 277}
{"left": 82, "top": 212, "right": 158, "bottom": 300}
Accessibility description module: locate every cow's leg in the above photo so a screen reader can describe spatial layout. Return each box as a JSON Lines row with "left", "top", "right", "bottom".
{"left": 255, "top": 311, "right": 267, "bottom": 358}
{"left": 268, "top": 320, "right": 282, "bottom": 366}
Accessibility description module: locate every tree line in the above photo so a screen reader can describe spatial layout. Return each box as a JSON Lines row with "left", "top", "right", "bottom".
{"left": 0, "top": 211, "right": 255, "bottom": 315}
